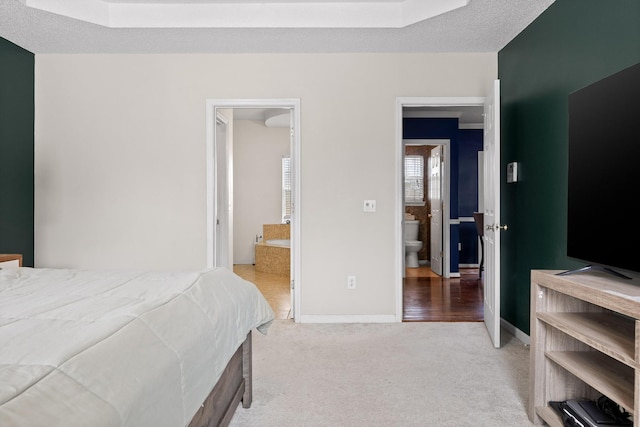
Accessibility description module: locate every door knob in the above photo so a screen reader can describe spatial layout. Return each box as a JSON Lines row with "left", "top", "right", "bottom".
{"left": 486, "top": 224, "right": 508, "bottom": 231}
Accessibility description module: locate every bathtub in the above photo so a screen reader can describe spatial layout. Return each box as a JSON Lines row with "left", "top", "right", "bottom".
{"left": 255, "top": 240, "right": 290, "bottom": 276}
{"left": 266, "top": 239, "right": 290, "bottom": 248}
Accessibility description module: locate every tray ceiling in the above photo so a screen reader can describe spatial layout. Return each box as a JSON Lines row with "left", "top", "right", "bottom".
{"left": 0, "top": 0, "right": 555, "bottom": 54}
{"left": 23, "top": 0, "right": 470, "bottom": 29}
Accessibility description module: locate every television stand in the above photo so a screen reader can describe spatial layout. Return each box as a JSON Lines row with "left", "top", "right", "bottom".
{"left": 529, "top": 270, "right": 640, "bottom": 425}
{"left": 556, "top": 264, "right": 632, "bottom": 280}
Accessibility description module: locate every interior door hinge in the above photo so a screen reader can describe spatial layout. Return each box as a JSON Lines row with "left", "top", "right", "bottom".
{"left": 290, "top": 280, "right": 294, "bottom": 290}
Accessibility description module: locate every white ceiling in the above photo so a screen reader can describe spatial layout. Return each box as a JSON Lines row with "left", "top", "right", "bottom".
{"left": 22, "top": 0, "right": 470, "bottom": 29}
{"left": 0, "top": 0, "right": 555, "bottom": 54}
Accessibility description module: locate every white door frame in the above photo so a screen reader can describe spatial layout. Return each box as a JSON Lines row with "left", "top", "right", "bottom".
{"left": 395, "top": 97, "right": 484, "bottom": 321}
{"left": 206, "top": 98, "right": 302, "bottom": 321}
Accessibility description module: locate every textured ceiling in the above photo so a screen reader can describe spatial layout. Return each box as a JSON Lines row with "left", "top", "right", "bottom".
{"left": 0, "top": 0, "right": 555, "bottom": 54}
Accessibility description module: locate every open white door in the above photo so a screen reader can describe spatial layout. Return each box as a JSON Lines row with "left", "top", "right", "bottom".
{"left": 429, "top": 146, "right": 444, "bottom": 276}
{"left": 483, "top": 80, "right": 502, "bottom": 348}
{"left": 214, "top": 112, "right": 231, "bottom": 269}
{"left": 288, "top": 109, "right": 296, "bottom": 320}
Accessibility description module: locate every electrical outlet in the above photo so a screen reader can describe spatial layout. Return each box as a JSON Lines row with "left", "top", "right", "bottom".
{"left": 363, "top": 200, "right": 376, "bottom": 212}
{"left": 347, "top": 275, "right": 356, "bottom": 289}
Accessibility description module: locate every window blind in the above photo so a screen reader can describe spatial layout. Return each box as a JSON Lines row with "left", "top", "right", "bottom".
{"left": 405, "top": 155, "right": 424, "bottom": 203}
{"left": 282, "top": 156, "right": 291, "bottom": 223}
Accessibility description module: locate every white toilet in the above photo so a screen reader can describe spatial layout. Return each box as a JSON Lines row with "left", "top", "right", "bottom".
{"left": 405, "top": 219, "right": 423, "bottom": 268}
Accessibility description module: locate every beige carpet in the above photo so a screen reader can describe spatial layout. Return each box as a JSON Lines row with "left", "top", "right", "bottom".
{"left": 229, "top": 320, "right": 533, "bottom": 427}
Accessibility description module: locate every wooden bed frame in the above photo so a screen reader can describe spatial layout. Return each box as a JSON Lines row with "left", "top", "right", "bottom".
{"left": 188, "top": 332, "right": 253, "bottom": 427}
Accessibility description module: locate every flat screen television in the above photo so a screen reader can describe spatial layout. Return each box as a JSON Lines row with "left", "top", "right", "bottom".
{"left": 565, "top": 62, "right": 640, "bottom": 278}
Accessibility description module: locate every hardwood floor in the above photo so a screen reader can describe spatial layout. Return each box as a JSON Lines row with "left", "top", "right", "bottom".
{"left": 403, "top": 266, "right": 484, "bottom": 322}
{"left": 233, "top": 264, "right": 483, "bottom": 322}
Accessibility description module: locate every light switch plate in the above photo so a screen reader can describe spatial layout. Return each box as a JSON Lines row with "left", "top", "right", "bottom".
{"left": 364, "top": 200, "right": 376, "bottom": 212}
{"left": 507, "top": 162, "right": 518, "bottom": 183}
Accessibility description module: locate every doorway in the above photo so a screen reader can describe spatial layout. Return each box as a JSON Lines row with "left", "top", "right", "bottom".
{"left": 396, "top": 97, "right": 485, "bottom": 321}
{"left": 206, "top": 99, "right": 301, "bottom": 321}
{"left": 403, "top": 139, "right": 451, "bottom": 277}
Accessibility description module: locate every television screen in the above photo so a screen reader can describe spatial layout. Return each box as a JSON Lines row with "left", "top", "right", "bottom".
{"left": 567, "top": 62, "right": 640, "bottom": 275}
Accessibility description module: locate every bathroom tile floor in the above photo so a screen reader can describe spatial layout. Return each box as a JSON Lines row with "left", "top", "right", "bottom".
{"left": 234, "top": 264, "right": 483, "bottom": 322}
{"left": 233, "top": 264, "right": 291, "bottom": 320}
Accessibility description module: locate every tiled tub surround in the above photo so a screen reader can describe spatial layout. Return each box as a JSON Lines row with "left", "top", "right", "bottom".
{"left": 262, "top": 224, "right": 290, "bottom": 240}
{"left": 255, "top": 224, "right": 290, "bottom": 276}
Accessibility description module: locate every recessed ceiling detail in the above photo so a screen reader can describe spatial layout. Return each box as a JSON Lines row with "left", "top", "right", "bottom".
{"left": 24, "top": 0, "right": 469, "bottom": 28}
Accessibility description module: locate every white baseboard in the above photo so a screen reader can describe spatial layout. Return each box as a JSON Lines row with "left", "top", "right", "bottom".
{"left": 297, "top": 315, "right": 399, "bottom": 323}
{"left": 501, "top": 318, "right": 530, "bottom": 346}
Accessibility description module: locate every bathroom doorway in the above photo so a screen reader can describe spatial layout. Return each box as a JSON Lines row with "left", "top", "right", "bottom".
{"left": 403, "top": 139, "right": 451, "bottom": 277}
{"left": 206, "top": 99, "right": 301, "bottom": 321}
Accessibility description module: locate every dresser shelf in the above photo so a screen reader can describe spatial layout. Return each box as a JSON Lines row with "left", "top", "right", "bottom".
{"left": 545, "top": 350, "right": 634, "bottom": 412}
{"left": 537, "top": 312, "right": 635, "bottom": 366}
{"left": 529, "top": 269, "right": 640, "bottom": 425}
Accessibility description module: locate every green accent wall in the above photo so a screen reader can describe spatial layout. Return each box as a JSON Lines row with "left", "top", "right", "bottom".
{"left": 498, "top": 0, "right": 640, "bottom": 334}
{"left": 0, "top": 37, "right": 34, "bottom": 267}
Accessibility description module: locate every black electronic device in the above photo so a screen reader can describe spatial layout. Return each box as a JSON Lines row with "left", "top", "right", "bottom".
{"left": 550, "top": 398, "right": 632, "bottom": 427}
{"left": 564, "top": 62, "right": 640, "bottom": 278}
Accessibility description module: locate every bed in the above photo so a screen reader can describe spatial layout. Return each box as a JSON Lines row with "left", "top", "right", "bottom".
{"left": 0, "top": 266, "right": 274, "bottom": 427}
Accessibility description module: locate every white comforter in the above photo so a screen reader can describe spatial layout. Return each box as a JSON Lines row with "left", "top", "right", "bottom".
{"left": 0, "top": 267, "right": 274, "bottom": 427}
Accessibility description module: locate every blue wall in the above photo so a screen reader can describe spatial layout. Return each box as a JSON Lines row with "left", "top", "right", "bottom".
{"left": 458, "top": 129, "right": 483, "bottom": 266}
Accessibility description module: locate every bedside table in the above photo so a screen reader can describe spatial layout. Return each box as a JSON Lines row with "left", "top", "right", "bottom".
{"left": 0, "top": 254, "right": 23, "bottom": 268}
